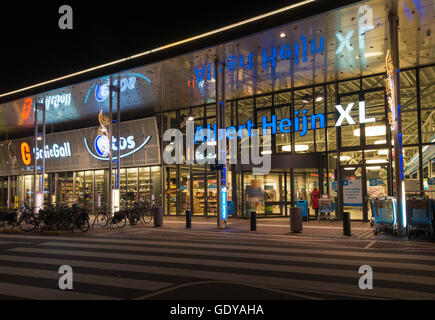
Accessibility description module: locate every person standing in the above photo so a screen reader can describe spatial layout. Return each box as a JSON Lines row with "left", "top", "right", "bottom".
{"left": 311, "top": 187, "right": 320, "bottom": 221}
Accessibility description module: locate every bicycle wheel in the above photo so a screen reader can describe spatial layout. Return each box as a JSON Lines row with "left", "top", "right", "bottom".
{"left": 19, "top": 215, "right": 37, "bottom": 232}
{"left": 142, "top": 208, "right": 153, "bottom": 224}
{"left": 94, "top": 213, "right": 109, "bottom": 227}
{"left": 79, "top": 218, "right": 90, "bottom": 232}
{"left": 112, "top": 212, "right": 127, "bottom": 228}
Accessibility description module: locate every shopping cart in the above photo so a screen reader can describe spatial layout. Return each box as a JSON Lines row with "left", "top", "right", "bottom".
{"left": 406, "top": 198, "right": 433, "bottom": 239}
{"left": 370, "top": 198, "right": 397, "bottom": 235}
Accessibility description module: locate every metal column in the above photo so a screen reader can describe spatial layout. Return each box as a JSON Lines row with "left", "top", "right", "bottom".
{"left": 116, "top": 75, "right": 121, "bottom": 191}
{"left": 388, "top": 0, "right": 406, "bottom": 236}
{"left": 32, "top": 100, "right": 46, "bottom": 212}
{"left": 33, "top": 101, "right": 38, "bottom": 210}
{"left": 215, "top": 57, "right": 227, "bottom": 229}
{"left": 108, "top": 76, "right": 113, "bottom": 212}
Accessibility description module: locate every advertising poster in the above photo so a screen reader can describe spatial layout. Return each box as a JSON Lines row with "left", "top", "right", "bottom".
{"left": 343, "top": 179, "right": 362, "bottom": 206}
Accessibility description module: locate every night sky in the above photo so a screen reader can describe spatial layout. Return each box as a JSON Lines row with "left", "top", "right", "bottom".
{"left": 1, "top": 0, "right": 309, "bottom": 94}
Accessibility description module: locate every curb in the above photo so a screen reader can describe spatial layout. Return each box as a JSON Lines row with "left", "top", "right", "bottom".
{"left": 41, "top": 231, "right": 62, "bottom": 236}
{"left": 1, "top": 229, "right": 21, "bottom": 233}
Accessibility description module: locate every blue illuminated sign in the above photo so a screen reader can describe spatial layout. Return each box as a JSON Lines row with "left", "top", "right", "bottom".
{"left": 84, "top": 73, "right": 151, "bottom": 104}
{"left": 193, "top": 101, "right": 374, "bottom": 143}
{"left": 194, "top": 36, "right": 325, "bottom": 83}
{"left": 194, "top": 110, "right": 326, "bottom": 143}
{"left": 221, "top": 186, "right": 227, "bottom": 221}
{"left": 84, "top": 135, "right": 151, "bottom": 161}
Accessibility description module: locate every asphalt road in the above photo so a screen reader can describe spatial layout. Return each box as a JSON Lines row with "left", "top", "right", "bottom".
{"left": 0, "top": 227, "right": 434, "bottom": 300}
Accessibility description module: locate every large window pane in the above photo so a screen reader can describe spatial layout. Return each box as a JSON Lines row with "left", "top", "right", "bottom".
{"left": 420, "top": 66, "right": 435, "bottom": 143}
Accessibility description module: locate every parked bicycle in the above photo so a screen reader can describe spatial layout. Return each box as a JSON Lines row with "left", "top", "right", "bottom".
{"left": 93, "top": 200, "right": 154, "bottom": 229}
{"left": 0, "top": 208, "right": 18, "bottom": 229}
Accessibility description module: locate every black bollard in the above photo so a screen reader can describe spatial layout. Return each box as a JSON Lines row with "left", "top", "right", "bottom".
{"left": 250, "top": 211, "right": 257, "bottom": 231}
{"left": 154, "top": 206, "right": 163, "bottom": 227}
{"left": 186, "top": 210, "right": 192, "bottom": 229}
{"left": 343, "top": 211, "right": 351, "bottom": 236}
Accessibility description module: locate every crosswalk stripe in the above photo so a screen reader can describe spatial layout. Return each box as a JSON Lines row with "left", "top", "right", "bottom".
{"left": 0, "top": 281, "right": 119, "bottom": 300}
{"left": 0, "top": 265, "right": 172, "bottom": 292}
{"left": 1, "top": 233, "right": 433, "bottom": 262}
{"left": 36, "top": 242, "right": 435, "bottom": 286}
{"left": 9, "top": 247, "right": 435, "bottom": 286}
{"left": 0, "top": 252, "right": 432, "bottom": 299}
{"left": 0, "top": 241, "right": 31, "bottom": 245}
{"left": 45, "top": 238, "right": 435, "bottom": 263}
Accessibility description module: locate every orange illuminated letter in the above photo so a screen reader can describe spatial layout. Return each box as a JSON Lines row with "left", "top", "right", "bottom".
{"left": 21, "top": 142, "right": 31, "bottom": 165}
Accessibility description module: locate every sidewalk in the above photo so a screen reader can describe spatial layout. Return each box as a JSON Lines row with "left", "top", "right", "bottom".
{"left": 161, "top": 216, "right": 374, "bottom": 238}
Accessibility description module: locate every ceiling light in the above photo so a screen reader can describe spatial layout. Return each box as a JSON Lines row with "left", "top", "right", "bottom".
{"left": 315, "top": 96, "right": 323, "bottom": 102}
{"left": 280, "top": 32, "right": 286, "bottom": 38}
{"left": 366, "top": 159, "right": 388, "bottom": 164}
{"left": 187, "top": 114, "right": 194, "bottom": 121}
{"left": 261, "top": 150, "right": 273, "bottom": 155}
{"left": 364, "top": 51, "right": 383, "bottom": 58}
{"left": 377, "top": 149, "right": 389, "bottom": 155}
{"left": 374, "top": 139, "right": 394, "bottom": 145}
{"left": 282, "top": 145, "right": 309, "bottom": 152}
{"left": 354, "top": 126, "right": 386, "bottom": 137}
{"left": 333, "top": 155, "right": 352, "bottom": 161}
{"left": 367, "top": 166, "right": 382, "bottom": 170}
{"left": 344, "top": 167, "right": 356, "bottom": 171}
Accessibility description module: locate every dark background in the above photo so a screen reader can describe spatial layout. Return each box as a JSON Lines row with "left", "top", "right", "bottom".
{"left": 0, "top": 1, "right": 356, "bottom": 97}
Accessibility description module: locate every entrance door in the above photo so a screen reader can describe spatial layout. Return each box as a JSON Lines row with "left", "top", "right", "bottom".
{"left": 294, "top": 168, "right": 319, "bottom": 218}
{"left": 190, "top": 171, "right": 218, "bottom": 216}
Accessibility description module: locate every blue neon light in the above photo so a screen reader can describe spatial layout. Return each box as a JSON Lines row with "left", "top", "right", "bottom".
{"left": 194, "top": 36, "right": 325, "bottom": 83}
{"left": 221, "top": 187, "right": 227, "bottom": 221}
{"left": 84, "top": 73, "right": 151, "bottom": 104}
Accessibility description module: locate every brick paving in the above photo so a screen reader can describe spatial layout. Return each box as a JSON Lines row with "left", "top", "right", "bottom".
{"left": 86, "top": 214, "right": 435, "bottom": 244}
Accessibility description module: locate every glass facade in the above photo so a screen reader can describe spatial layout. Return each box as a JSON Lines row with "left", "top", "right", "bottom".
{"left": 0, "top": 0, "right": 433, "bottom": 225}
{"left": 158, "top": 64, "right": 435, "bottom": 220}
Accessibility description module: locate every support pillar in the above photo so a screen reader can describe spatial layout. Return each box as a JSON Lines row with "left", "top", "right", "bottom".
{"left": 387, "top": 0, "right": 406, "bottom": 236}
{"left": 215, "top": 57, "right": 227, "bottom": 230}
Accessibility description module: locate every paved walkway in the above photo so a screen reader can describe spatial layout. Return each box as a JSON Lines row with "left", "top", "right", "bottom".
{"left": 86, "top": 215, "right": 435, "bottom": 244}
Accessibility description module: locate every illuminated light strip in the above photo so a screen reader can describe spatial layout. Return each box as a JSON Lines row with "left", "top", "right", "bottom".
{"left": 0, "top": 0, "right": 314, "bottom": 99}
{"left": 83, "top": 136, "right": 151, "bottom": 161}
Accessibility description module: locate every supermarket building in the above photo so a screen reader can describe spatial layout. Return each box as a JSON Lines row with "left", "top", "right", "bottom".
{"left": 0, "top": 0, "right": 434, "bottom": 227}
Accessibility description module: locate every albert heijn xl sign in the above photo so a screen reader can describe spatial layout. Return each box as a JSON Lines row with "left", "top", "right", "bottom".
{"left": 193, "top": 4, "right": 377, "bottom": 84}
{"left": 0, "top": 117, "right": 161, "bottom": 176}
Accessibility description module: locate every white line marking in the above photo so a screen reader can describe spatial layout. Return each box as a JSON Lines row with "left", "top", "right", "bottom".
{"left": 364, "top": 241, "right": 377, "bottom": 249}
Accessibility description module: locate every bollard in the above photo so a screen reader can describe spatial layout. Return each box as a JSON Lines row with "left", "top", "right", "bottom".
{"left": 186, "top": 210, "right": 192, "bottom": 229}
{"left": 154, "top": 206, "right": 163, "bottom": 227}
{"left": 290, "top": 207, "right": 303, "bottom": 233}
{"left": 250, "top": 211, "right": 256, "bottom": 231}
{"left": 343, "top": 211, "right": 351, "bottom": 236}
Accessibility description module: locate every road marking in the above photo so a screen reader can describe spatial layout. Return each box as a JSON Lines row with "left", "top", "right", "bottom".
{"left": 0, "top": 265, "right": 172, "bottom": 292}
{"left": 0, "top": 281, "right": 119, "bottom": 300}
{"left": 134, "top": 280, "right": 322, "bottom": 300}
{"left": 365, "top": 241, "right": 377, "bottom": 249}
{"left": 10, "top": 246, "right": 435, "bottom": 276}
{"left": 0, "top": 252, "right": 433, "bottom": 300}
{"left": 32, "top": 238, "right": 435, "bottom": 262}
{"left": 1, "top": 232, "right": 434, "bottom": 262}
{"left": 34, "top": 242, "right": 435, "bottom": 286}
